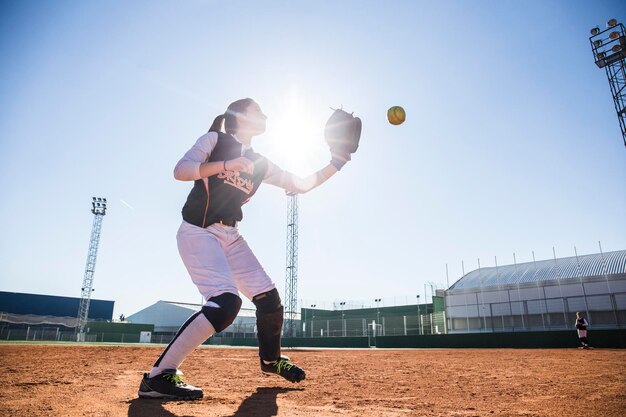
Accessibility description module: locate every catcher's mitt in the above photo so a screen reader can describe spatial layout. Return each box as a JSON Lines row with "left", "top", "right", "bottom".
{"left": 324, "top": 108, "right": 362, "bottom": 154}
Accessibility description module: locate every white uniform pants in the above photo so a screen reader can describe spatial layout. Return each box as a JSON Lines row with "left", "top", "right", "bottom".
{"left": 176, "top": 221, "right": 275, "bottom": 302}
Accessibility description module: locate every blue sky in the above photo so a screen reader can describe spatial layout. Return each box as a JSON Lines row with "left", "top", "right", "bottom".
{"left": 1, "top": 1, "right": 625, "bottom": 317}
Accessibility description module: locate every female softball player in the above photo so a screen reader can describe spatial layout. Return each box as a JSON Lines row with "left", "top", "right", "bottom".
{"left": 138, "top": 98, "right": 354, "bottom": 400}
{"left": 575, "top": 311, "right": 591, "bottom": 349}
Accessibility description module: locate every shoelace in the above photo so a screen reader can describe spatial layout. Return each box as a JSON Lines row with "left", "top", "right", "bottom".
{"left": 274, "top": 358, "right": 294, "bottom": 374}
{"left": 163, "top": 373, "right": 185, "bottom": 386}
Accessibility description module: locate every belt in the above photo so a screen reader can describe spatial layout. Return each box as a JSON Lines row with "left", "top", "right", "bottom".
{"left": 217, "top": 219, "right": 238, "bottom": 227}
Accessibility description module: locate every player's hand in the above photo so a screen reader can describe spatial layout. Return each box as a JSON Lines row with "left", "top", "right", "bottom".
{"left": 226, "top": 157, "right": 254, "bottom": 174}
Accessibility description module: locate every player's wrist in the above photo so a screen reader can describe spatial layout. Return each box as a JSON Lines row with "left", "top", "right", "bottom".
{"left": 330, "top": 158, "right": 346, "bottom": 170}
{"left": 330, "top": 149, "right": 350, "bottom": 170}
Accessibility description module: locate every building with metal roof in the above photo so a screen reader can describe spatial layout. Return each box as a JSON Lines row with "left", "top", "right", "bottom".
{"left": 449, "top": 250, "right": 626, "bottom": 290}
{"left": 445, "top": 250, "right": 626, "bottom": 333}
{"left": 0, "top": 291, "right": 114, "bottom": 330}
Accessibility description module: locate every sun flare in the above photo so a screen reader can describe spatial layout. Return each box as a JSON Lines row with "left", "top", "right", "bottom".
{"left": 265, "top": 87, "right": 326, "bottom": 175}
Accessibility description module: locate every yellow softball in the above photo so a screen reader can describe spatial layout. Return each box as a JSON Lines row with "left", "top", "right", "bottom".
{"left": 387, "top": 106, "right": 406, "bottom": 125}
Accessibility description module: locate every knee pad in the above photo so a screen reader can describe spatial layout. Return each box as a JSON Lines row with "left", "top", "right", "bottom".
{"left": 201, "top": 292, "right": 242, "bottom": 332}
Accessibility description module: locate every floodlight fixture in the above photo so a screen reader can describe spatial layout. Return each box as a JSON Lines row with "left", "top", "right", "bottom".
{"left": 589, "top": 19, "right": 626, "bottom": 148}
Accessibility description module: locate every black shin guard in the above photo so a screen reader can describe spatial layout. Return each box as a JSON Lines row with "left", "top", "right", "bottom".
{"left": 253, "top": 288, "right": 283, "bottom": 361}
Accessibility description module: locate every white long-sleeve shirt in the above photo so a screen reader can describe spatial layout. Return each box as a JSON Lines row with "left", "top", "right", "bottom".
{"left": 173, "top": 131, "right": 300, "bottom": 193}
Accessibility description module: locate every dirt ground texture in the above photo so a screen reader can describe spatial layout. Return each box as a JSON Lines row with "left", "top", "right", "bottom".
{"left": 1, "top": 344, "right": 625, "bottom": 417}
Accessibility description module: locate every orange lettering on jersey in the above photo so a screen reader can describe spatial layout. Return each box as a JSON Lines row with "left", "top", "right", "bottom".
{"left": 218, "top": 171, "right": 254, "bottom": 194}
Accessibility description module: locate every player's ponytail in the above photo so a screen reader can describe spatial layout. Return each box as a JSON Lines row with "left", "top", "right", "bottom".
{"left": 210, "top": 98, "right": 256, "bottom": 135}
{"left": 209, "top": 114, "right": 225, "bottom": 133}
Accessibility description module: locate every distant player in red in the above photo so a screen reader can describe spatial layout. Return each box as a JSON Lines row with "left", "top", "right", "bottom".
{"left": 138, "top": 98, "right": 355, "bottom": 400}
{"left": 575, "top": 312, "right": 590, "bottom": 349}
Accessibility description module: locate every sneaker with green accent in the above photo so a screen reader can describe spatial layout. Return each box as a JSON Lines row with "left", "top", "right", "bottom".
{"left": 138, "top": 369, "right": 203, "bottom": 400}
{"left": 260, "top": 356, "right": 306, "bottom": 383}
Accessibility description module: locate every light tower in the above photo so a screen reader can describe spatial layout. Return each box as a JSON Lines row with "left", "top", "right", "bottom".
{"left": 589, "top": 18, "right": 626, "bottom": 148}
{"left": 284, "top": 194, "right": 299, "bottom": 337}
{"left": 76, "top": 197, "right": 107, "bottom": 340}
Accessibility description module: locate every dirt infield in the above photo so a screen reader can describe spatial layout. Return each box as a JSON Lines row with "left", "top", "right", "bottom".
{"left": 1, "top": 344, "right": 625, "bottom": 417}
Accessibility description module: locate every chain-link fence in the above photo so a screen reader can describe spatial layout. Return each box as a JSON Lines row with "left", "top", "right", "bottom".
{"left": 0, "top": 326, "right": 154, "bottom": 343}
{"left": 1, "top": 314, "right": 448, "bottom": 343}
{"left": 300, "top": 312, "right": 446, "bottom": 337}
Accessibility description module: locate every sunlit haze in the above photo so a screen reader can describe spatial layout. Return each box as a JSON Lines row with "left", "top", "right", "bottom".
{"left": 1, "top": 1, "right": 625, "bottom": 318}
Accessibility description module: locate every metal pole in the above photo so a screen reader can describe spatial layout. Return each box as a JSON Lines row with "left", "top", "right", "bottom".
{"left": 340, "top": 302, "right": 346, "bottom": 337}
{"left": 513, "top": 253, "right": 525, "bottom": 329}
{"left": 478, "top": 258, "right": 486, "bottom": 331}
{"left": 416, "top": 295, "right": 421, "bottom": 335}
{"left": 77, "top": 197, "right": 107, "bottom": 337}
{"left": 430, "top": 313, "right": 434, "bottom": 335}
{"left": 599, "top": 241, "right": 619, "bottom": 325}
{"left": 553, "top": 247, "right": 569, "bottom": 328}
{"left": 574, "top": 246, "right": 590, "bottom": 320}
{"left": 495, "top": 256, "right": 504, "bottom": 331}
{"left": 463, "top": 293, "right": 466, "bottom": 333}
{"left": 532, "top": 251, "right": 546, "bottom": 329}
{"left": 284, "top": 194, "right": 299, "bottom": 338}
